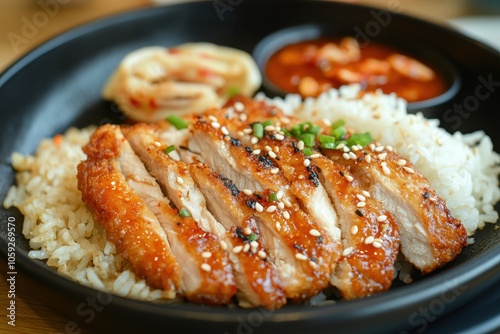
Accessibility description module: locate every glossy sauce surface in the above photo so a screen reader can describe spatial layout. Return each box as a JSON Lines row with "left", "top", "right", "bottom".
{"left": 266, "top": 38, "right": 448, "bottom": 102}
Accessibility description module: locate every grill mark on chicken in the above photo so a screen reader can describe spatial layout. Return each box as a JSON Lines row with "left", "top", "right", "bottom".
{"left": 78, "top": 125, "right": 236, "bottom": 305}
{"left": 323, "top": 145, "right": 467, "bottom": 273}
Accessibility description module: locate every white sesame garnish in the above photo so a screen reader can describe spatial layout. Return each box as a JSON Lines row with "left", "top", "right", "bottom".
{"left": 258, "top": 250, "right": 267, "bottom": 259}
{"left": 237, "top": 131, "right": 245, "bottom": 137}
{"left": 243, "top": 128, "right": 253, "bottom": 134}
{"left": 378, "top": 152, "right": 387, "bottom": 160}
{"left": 221, "top": 126, "right": 229, "bottom": 135}
{"left": 268, "top": 151, "right": 277, "bottom": 159}
{"left": 220, "top": 240, "right": 227, "bottom": 250}
{"left": 250, "top": 241, "right": 259, "bottom": 249}
{"left": 276, "top": 190, "right": 284, "bottom": 200}
{"left": 386, "top": 145, "right": 394, "bottom": 152}
{"left": 342, "top": 247, "right": 354, "bottom": 256}
{"left": 264, "top": 125, "right": 275, "bottom": 132}
{"left": 176, "top": 176, "right": 184, "bottom": 185}
{"left": 310, "top": 153, "right": 321, "bottom": 159}
{"left": 349, "top": 152, "right": 357, "bottom": 160}
{"left": 345, "top": 174, "right": 354, "bottom": 182}
{"left": 234, "top": 101, "right": 245, "bottom": 112}
{"left": 274, "top": 134, "right": 285, "bottom": 141}
{"left": 224, "top": 135, "right": 231, "bottom": 142}
{"left": 295, "top": 253, "right": 308, "bottom": 261}
{"left": 381, "top": 162, "right": 391, "bottom": 175}
{"left": 403, "top": 167, "right": 415, "bottom": 174}
{"left": 239, "top": 113, "right": 248, "bottom": 122}
{"left": 351, "top": 145, "right": 359, "bottom": 152}
{"left": 232, "top": 245, "right": 243, "bottom": 254}
{"left": 297, "top": 141, "right": 305, "bottom": 150}
{"left": 397, "top": 159, "right": 407, "bottom": 166}
{"left": 243, "top": 189, "right": 253, "bottom": 195}
{"left": 342, "top": 153, "right": 351, "bottom": 160}
{"left": 343, "top": 146, "right": 350, "bottom": 153}
{"left": 365, "top": 155, "right": 372, "bottom": 163}
{"left": 276, "top": 222, "right": 281, "bottom": 230}
{"left": 283, "top": 211, "right": 290, "bottom": 219}
{"left": 208, "top": 115, "right": 217, "bottom": 122}
{"left": 211, "top": 121, "right": 221, "bottom": 129}
{"left": 251, "top": 137, "right": 258, "bottom": 145}
{"left": 429, "top": 197, "right": 437, "bottom": 202}
{"left": 357, "top": 201, "right": 366, "bottom": 208}
{"left": 351, "top": 225, "right": 358, "bottom": 235}
{"left": 255, "top": 203, "right": 264, "bottom": 212}
{"left": 283, "top": 199, "right": 292, "bottom": 207}
{"left": 201, "top": 263, "right": 212, "bottom": 272}
{"left": 242, "top": 243, "right": 250, "bottom": 252}
{"left": 377, "top": 215, "right": 387, "bottom": 222}
{"left": 266, "top": 205, "right": 277, "bottom": 213}
{"left": 243, "top": 227, "right": 252, "bottom": 235}
{"left": 298, "top": 175, "right": 305, "bottom": 180}
{"left": 374, "top": 238, "right": 384, "bottom": 244}
{"left": 202, "top": 251, "right": 212, "bottom": 259}
{"left": 375, "top": 145, "right": 385, "bottom": 152}
{"left": 373, "top": 241, "right": 383, "bottom": 248}
{"left": 336, "top": 143, "right": 345, "bottom": 150}
{"left": 362, "top": 190, "right": 371, "bottom": 198}
{"left": 309, "top": 261, "right": 318, "bottom": 269}
{"left": 309, "top": 229, "right": 321, "bottom": 237}
{"left": 252, "top": 149, "right": 261, "bottom": 155}
{"left": 303, "top": 159, "right": 311, "bottom": 167}
{"left": 271, "top": 168, "right": 280, "bottom": 174}
{"left": 364, "top": 236, "right": 374, "bottom": 244}
{"left": 369, "top": 143, "right": 376, "bottom": 151}
{"left": 323, "top": 118, "right": 332, "bottom": 126}
{"left": 356, "top": 194, "right": 366, "bottom": 201}
{"left": 265, "top": 145, "right": 272, "bottom": 152}
{"left": 153, "top": 141, "right": 162, "bottom": 147}
{"left": 274, "top": 146, "right": 280, "bottom": 153}
{"left": 278, "top": 201, "right": 285, "bottom": 209}
{"left": 381, "top": 223, "right": 389, "bottom": 233}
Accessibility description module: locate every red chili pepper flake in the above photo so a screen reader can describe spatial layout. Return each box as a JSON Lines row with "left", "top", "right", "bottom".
{"left": 129, "top": 97, "right": 140, "bottom": 107}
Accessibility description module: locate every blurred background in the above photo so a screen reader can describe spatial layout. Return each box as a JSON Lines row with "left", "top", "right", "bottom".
{"left": 0, "top": 0, "right": 499, "bottom": 72}
{"left": 0, "top": 0, "right": 498, "bottom": 333}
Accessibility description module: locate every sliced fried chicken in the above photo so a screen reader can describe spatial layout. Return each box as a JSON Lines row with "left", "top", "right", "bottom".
{"left": 190, "top": 162, "right": 341, "bottom": 301}
{"left": 323, "top": 143, "right": 467, "bottom": 273}
{"left": 78, "top": 124, "right": 236, "bottom": 304}
{"left": 124, "top": 123, "right": 284, "bottom": 309}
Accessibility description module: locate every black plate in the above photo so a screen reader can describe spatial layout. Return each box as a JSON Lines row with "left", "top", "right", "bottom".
{"left": 1, "top": 1, "right": 500, "bottom": 333}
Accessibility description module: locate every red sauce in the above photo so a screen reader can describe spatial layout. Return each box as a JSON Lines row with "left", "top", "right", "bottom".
{"left": 265, "top": 38, "right": 448, "bottom": 102}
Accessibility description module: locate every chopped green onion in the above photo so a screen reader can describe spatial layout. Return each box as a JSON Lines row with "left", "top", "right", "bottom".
{"left": 347, "top": 132, "right": 374, "bottom": 148}
{"left": 319, "top": 134, "right": 336, "bottom": 145}
{"left": 268, "top": 192, "right": 278, "bottom": 202}
{"left": 331, "top": 125, "right": 346, "bottom": 139}
{"left": 179, "top": 208, "right": 191, "bottom": 218}
{"left": 301, "top": 133, "right": 316, "bottom": 147}
{"left": 166, "top": 115, "right": 189, "bottom": 129}
{"left": 253, "top": 123, "right": 264, "bottom": 139}
{"left": 331, "top": 119, "right": 346, "bottom": 129}
{"left": 281, "top": 128, "right": 292, "bottom": 137}
{"left": 290, "top": 124, "right": 303, "bottom": 138}
{"left": 302, "top": 147, "right": 314, "bottom": 156}
{"left": 321, "top": 142, "right": 337, "bottom": 149}
{"left": 227, "top": 86, "right": 240, "bottom": 97}
{"left": 261, "top": 120, "right": 274, "bottom": 127}
{"left": 308, "top": 125, "right": 322, "bottom": 136}
{"left": 164, "top": 145, "right": 175, "bottom": 154}
{"left": 248, "top": 233, "right": 259, "bottom": 242}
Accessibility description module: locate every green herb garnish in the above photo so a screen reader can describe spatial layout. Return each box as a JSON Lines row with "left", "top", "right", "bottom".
{"left": 164, "top": 145, "right": 175, "bottom": 154}
{"left": 179, "top": 208, "right": 191, "bottom": 218}
{"left": 166, "top": 115, "right": 189, "bottom": 129}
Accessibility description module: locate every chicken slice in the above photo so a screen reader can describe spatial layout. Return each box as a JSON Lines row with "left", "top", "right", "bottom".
{"left": 78, "top": 124, "right": 236, "bottom": 304}
{"left": 323, "top": 144, "right": 467, "bottom": 273}
{"left": 77, "top": 124, "right": 181, "bottom": 295}
{"left": 124, "top": 124, "right": 284, "bottom": 309}
{"left": 190, "top": 163, "right": 341, "bottom": 301}
{"left": 312, "top": 156, "right": 399, "bottom": 299}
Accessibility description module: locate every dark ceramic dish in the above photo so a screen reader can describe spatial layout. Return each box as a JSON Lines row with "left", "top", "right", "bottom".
{"left": 252, "top": 23, "right": 462, "bottom": 115}
{"left": 1, "top": 1, "right": 499, "bottom": 333}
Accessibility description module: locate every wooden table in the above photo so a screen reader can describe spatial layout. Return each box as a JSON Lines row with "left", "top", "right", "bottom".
{"left": 0, "top": 0, "right": 481, "bottom": 333}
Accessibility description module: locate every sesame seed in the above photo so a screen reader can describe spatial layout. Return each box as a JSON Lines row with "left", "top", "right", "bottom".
{"left": 373, "top": 241, "right": 382, "bottom": 248}
{"left": 429, "top": 197, "right": 437, "bottom": 202}
{"left": 403, "top": 167, "right": 415, "bottom": 174}
{"left": 237, "top": 131, "right": 245, "bottom": 137}
{"left": 362, "top": 190, "right": 371, "bottom": 198}
{"left": 274, "top": 146, "right": 280, "bottom": 153}
{"left": 345, "top": 174, "right": 354, "bottom": 182}
{"left": 243, "top": 189, "right": 253, "bottom": 195}
{"left": 378, "top": 152, "right": 387, "bottom": 160}
{"left": 356, "top": 194, "right": 366, "bottom": 201}
{"left": 268, "top": 151, "right": 277, "bottom": 159}
{"left": 309, "top": 260, "right": 318, "bottom": 269}
{"left": 364, "top": 236, "right": 374, "bottom": 244}
{"left": 265, "top": 145, "right": 272, "bottom": 151}
{"left": 251, "top": 137, "right": 258, "bottom": 144}
{"left": 266, "top": 205, "right": 277, "bottom": 213}
{"left": 153, "top": 141, "right": 162, "bottom": 147}
{"left": 309, "top": 229, "right": 321, "bottom": 237}
{"left": 220, "top": 240, "right": 227, "bottom": 250}
{"left": 208, "top": 115, "right": 217, "bottom": 122}
{"left": 349, "top": 152, "right": 357, "bottom": 160}
{"left": 381, "top": 163, "right": 391, "bottom": 175}
{"left": 342, "top": 153, "right": 351, "bottom": 160}
{"left": 365, "top": 155, "right": 372, "bottom": 163}
{"left": 250, "top": 241, "right": 259, "bottom": 249}
{"left": 243, "top": 227, "right": 252, "bottom": 235}
{"left": 239, "top": 113, "right": 248, "bottom": 122}
{"left": 176, "top": 176, "right": 184, "bottom": 185}
{"left": 377, "top": 215, "right": 387, "bottom": 222}
{"left": 224, "top": 135, "right": 231, "bottom": 142}
{"left": 283, "top": 211, "right": 290, "bottom": 219}
{"left": 310, "top": 153, "right": 321, "bottom": 159}
{"left": 369, "top": 143, "right": 376, "bottom": 151}
{"left": 283, "top": 199, "right": 292, "bottom": 207}
{"left": 255, "top": 203, "right": 264, "bottom": 212}
{"left": 357, "top": 201, "right": 366, "bottom": 208}
{"left": 232, "top": 245, "right": 243, "bottom": 254}
{"left": 274, "top": 134, "right": 285, "bottom": 141}
{"left": 351, "top": 225, "right": 358, "bottom": 235}
{"left": 234, "top": 101, "right": 245, "bottom": 112}
{"left": 343, "top": 146, "right": 350, "bottom": 153}
{"left": 375, "top": 145, "right": 385, "bottom": 152}
{"left": 381, "top": 223, "right": 389, "bottom": 233}
{"left": 336, "top": 143, "right": 345, "bottom": 150}
{"left": 386, "top": 145, "right": 394, "bottom": 152}
{"left": 298, "top": 175, "right": 305, "bottom": 180}
{"left": 252, "top": 149, "right": 261, "bottom": 155}
{"left": 226, "top": 106, "right": 235, "bottom": 113}
{"left": 342, "top": 247, "right": 354, "bottom": 256}
{"left": 243, "top": 243, "right": 250, "bottom": 252}
{"left": 295, "top": 253, "right": 308, "bottom": 261}
{"left": 276, "top": 190, "right": 284, "bottom": 200}
{"left": 258, "top": 250, "right": 267, "bottom": 259}
{"left": 297, "top": 141, "right": 305, "bottom": 150}
{"left": 374, "top": 238, "right": 384, "bottom": 244}
{"left": 271, "top": 168, "right": 280, "bottom": 174}
{"left": 211, "top": 121, "right": 221, "bottom": 129}
{"left": 243, "top": 128, "right": 253, "bottom": 134}
{"left": 323, "top": 118, "right": 332, "bottom": 126}
{"left": 202, "top": 251, "right": 212, "bottom": 259}
{"left": 278, "top": 201, "right": 285, "bottom": 209}
{"left": 264, "top": 125, "right": 275, "bottom": 132}
{"left": 221, "top": 126, "right": 229, "bottom": 135}
{"left": 276, "top": 222, "right": 281, "bottom": 230}
{"left": 303, "top": 159, "right": 311, "bottom": 167}
{"left": 351, "top": 145, "right": 359, "bottom": 152}
{"left": 397, "top": 159, "right": 407, "bottom": 166}
{"left": 201, "top": 263, "right": 212, "bottom": 272}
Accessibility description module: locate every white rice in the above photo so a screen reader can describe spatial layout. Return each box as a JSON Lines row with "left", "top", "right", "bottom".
{"left": 257, "top": 85, "right": 500, "bottom": 236}
{"left": 3, "top": 86, "right": 499, "bottom": 301}
{"left": 2, "top": 127, "right": 171, "bottom": 301}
